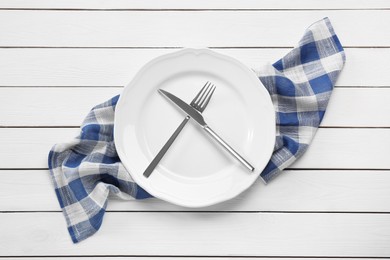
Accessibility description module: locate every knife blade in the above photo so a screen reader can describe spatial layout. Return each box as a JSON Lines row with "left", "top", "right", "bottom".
{"left": 158, "top": 89, "right": 207, "bottom": 127}
{"left": 159, "top": 89, "right": 255, "bottom": 172}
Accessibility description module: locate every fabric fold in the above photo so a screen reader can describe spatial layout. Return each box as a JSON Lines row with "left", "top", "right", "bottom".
{"left": 258, "top": 17, "right": 346, "bottom": 182}
{"left": 48, "top": 17, "right": 345, "bottom": 243}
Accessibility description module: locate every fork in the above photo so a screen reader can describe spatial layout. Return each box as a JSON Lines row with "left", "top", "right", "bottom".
{"left": 143, "top": 82, "right": 216, "bottom": 178}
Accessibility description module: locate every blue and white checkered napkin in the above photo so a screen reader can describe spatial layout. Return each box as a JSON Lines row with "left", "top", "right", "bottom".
{"left": 48, "top": 17, "right": 345, "bottom": 243}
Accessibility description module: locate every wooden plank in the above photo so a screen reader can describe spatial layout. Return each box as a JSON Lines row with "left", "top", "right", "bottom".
{"left": 0, "top": 128, "right": 80, "bottom": 169}
{"left": 0, "top": 128, "right": 389, "bottom": 169}
{"left": 1, "top": 169, "right": 390, "bottom": 212}
{"left": 0, "top": 48, "right": 282, "bottom": 86}
{"left": 0, "top": 48, "right": 388, "bottom": 87}
{"left": 292, "top": 128, "right": 390, "bottom": 169}
{"left": 1, "top": 212, "right": 390, "bottom": 256}
{"left": 0, "top": 87, "right": 121, "bottom": 126}
{"left": 0, "top": 10, "right": 389, "bottom": 47}
{"left": 1, "top": 87, "right": 389, "bottom": 127}
{"left": 322, "top": 88, "right": 390, "bottom": 127}
{"left": 0, "top": 0, "right": 389, "bottom": 10}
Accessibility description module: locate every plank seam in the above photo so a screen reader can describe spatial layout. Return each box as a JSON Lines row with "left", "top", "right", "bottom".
{"left": 2, "top": 168, "right": 390, "bottom": 171}
{"left": 1, "top": 126, "right": 390, "bottom": 129}
{"left": 0, "top": 256, "right": 389, "bottom": 259}
{"left": 1, "top": 169, "right": 389, "bottom": 172}
{"left": 1, "top": 211, "right": 390, "bottom": 214}
{"left": 0, "top": 46, "right": 389, "bottom": 49}
{"left": 0, "top": 8, "right": 390, "bottom": 11}
{"left": 0, "top": 255, "right": 389, "bottom": 259}
{"left": 0, "top": 86, "right": 389, "bottom": 89}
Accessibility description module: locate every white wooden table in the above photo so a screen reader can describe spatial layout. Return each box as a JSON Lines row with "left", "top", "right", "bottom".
{"left": 1, "top": 0, "right": 390, "bottom": 258}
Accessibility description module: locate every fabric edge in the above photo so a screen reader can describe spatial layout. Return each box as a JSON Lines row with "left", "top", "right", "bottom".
{"left": 48, "top": 147, "right": 79, "bottom": 243}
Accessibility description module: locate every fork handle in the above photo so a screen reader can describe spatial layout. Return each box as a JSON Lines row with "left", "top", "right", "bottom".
{"left": 204, "top": 126, "right": 255, "bottom": 172}
{"left": 143, "top": 116, "right": 190, "bottom": 178}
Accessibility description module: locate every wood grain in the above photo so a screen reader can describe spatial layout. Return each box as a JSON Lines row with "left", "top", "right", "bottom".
{"left": 1, "top": 1, "right": 389, "bottom": 258}
{"left": 1, "top": 212, "right": 390, "bottom": 256}
{"left": 1, "top": 0, "right": 390, "bottom": 10}
{"left": 1, "top": 87, "right": 389, "bottom": 127}
{"left": 0, "top": 259, "right": 382, "bottom": 260}
{"left": 0, "top": 128, "right": 389, "bottom": 169}
{"left": 0, "top": 48, "right": 388, "bottom": 87}
{"left": 0, "top": 87, "right": 120, "bottom": 126}
{"left": 0, "top": 10, "right": 389, "bottom": 47}
{"left": 1, "top": 169, "right": 389, "bottom": 212}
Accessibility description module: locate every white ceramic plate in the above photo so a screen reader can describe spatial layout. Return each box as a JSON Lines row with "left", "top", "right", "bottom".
{"left": 114, "top": 48, "right": 275, "bottom": 207}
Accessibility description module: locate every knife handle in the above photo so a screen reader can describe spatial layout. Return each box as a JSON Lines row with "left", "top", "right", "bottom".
{"left": 204, "top": 126, "right": 255, "bottom": 172}
{"left": 143, "top": 116, "right": 190, "bottom": 178}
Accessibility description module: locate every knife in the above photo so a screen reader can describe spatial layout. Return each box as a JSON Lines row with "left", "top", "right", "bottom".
{"left": 159, "top": 89, "right": 255, "bottom": 172}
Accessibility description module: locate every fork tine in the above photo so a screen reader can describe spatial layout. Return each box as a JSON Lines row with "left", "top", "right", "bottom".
{"left": 195, "top": 82, "right": 211, "bottom": 106}
{"left": 190, "top": 81, "right": 209, "bottom": 106}
{"left": 198, "top": 84, "right": 213, "bottom": 108}
{"left": 199, "top": 85, "right": 216, "bottom": 112}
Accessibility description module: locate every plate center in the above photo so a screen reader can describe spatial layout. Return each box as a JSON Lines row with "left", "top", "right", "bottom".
{"left": 137, "top": 71, "right": 252, "bottom": 179}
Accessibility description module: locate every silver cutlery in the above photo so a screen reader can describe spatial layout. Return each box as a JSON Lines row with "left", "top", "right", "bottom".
{"left": 143, "top": 82, "right": 216, "bottom": 178}
{"left": 159, "top": 88, "right": 255, "bottom": 172}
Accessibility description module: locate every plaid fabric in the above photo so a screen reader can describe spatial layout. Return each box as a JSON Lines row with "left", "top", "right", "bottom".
{"left": 48, "top": 17, "right": 345, "bottom": 243}
{"left": 258, "top": 17, "right": 346, "bottom": 182}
